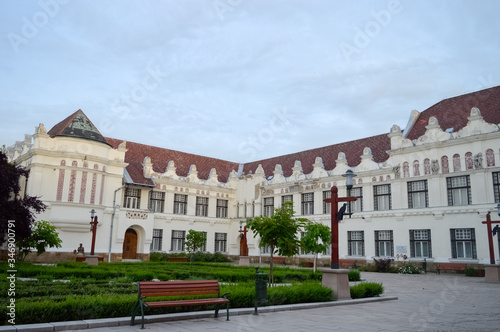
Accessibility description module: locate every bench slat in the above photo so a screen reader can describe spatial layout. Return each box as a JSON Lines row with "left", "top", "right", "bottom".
{"left": 145, "top": 298, "right": 229, "bottom": 308}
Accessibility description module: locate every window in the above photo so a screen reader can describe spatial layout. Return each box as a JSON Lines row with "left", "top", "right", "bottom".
{"left": 300, "top": 232, "right": 311, "bottom": 255}
{"left": 374, "top": 184, "right": 391, "bottom": 211}
{"left": 150, "top": 229, "right": 163, "bottom": 251}
{"left": 323, "top": 191, "right": 331, "bottom": 214}
{"left": 196, "top": 197, "right": 209, "bottom": 216}
{"left": 493, "top": 172, "right": 500, "bottom": 203}
{"left": 173, "top": 194, "right": 187, "bottom": 215}
{"left": 264, "top": 197, "right": 274, "bottom": 217}
{"left": 148, "top": 191, "right": 165, "bottom": 213}
{"left": 348, "top": 231, "right": 364, "bottom": 256}
{"left": 301, "top": 193, "right": 314, "bottom": 215}
{"left": 451, "top": 228, "right": 476, "bottom": 259}
{"left": 198, "top": 232, "right": 207, "bottom": 252}
{"left": 446, "top": 175, "right": 471, "bottom": 206}
{"left": 124, "top": 188, "right": 141, "bottom": 209}
{"left": 410, "top": 229, "right": 432, "bottom": 258}
{"left": 282, "top": 195, "right": 293, "bottom": 207}
{"left": 349, "top": 187, "right": 363, "bottom": 213}
{"left": 215, "top": 233, "right": 227, "bottom": 252}
{"left": 216, "top": 199, "right": 228, "bottom": 218}
{"left": 408, "top": 180, "right": 428, "bottom": 209}
{"left": 375, "top": 230, "right": 393, "bottom": 257}
{"left": 260, "top": 242, "right": 272, "bottom": 254}
{"left": 171, "top": 230, "right": 185, "bottom": 252}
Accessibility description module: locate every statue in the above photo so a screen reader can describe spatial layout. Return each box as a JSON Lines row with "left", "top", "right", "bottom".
{"left": 431, "top": 160, "right": 440, "bottom": 175}
{"left": 474, "top": 153, "right": 483, "bottom": 170}
{"left": 74, "top": 243, "right": 85, "bottom": 256}
{"left": 393, "top": 165, "right": 401, "bottom": 179}
{"left": 239, "top": 226, "right": 249, "bottom": 257}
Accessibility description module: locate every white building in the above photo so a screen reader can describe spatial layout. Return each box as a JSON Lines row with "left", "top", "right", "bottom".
{"left": 5, "top": 86, "right": 500, "bottom": 267}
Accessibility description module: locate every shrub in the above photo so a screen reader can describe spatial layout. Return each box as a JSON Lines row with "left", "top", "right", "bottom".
{"left": 348, "top": 269, "right": 361, "bottom": 281}
{"left": 465, "top": 267, "right": 476, "bottom": 277}
{"left": 373, "top": 258, "right": 393, "bottom": 272}
{"left": 350, "top": 282, "right": 384, "bottom": 299}
{"left": 397, "top": 263, "right": 422, "bottom": 274}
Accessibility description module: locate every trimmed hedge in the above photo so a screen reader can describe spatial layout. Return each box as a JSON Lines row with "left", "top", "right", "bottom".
{"left": 350, "top": 282, "right": 384, "bottom": 299}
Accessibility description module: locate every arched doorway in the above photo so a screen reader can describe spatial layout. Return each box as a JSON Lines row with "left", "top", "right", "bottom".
{"left": 122, "top": 228, "right": 138, "bottom": 259}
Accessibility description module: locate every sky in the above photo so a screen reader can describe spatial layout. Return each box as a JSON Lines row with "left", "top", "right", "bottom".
{"left": 1, "top": 0, "right": 499, "bottom": 163}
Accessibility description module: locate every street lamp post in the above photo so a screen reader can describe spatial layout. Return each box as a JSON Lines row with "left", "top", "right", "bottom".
{"left": 342, "top": 169, "right": 357, "bottom": 218}
{"left": 89, "top": 209, "right": 98, "bottom": 256}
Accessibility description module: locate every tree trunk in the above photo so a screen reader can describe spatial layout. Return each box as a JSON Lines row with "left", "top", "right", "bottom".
{"left": 270, "top": 245, "right": 275, "bottom": 287}
{"left": 313, "top": 253, "right": 317, "bottom": 273}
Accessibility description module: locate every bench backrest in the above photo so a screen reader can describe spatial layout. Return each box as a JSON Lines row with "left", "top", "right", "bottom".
{"left": 138, "top": 280, "right": 221, "bottom": 298}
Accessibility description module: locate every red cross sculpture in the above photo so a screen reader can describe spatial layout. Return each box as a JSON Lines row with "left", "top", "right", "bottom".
{"left": 482, "top": 212, "right": 500, "bottom": 264}
{"left": 324, "top": 186, "right": 357, "bottom": 269}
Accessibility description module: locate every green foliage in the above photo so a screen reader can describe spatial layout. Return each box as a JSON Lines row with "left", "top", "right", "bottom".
{"left": 300, "top": 222, "right": 331, "bottom": 272}
{"left": 188, "top": 252, "right": 231, "bottom": 263}
{"left": 397, "top": 262, "right": 422, "bottom": 274}
{"left": 373, "top": 258, "right": 393, "bottom": 272}
{"left": 348, "top": 269, "right": 361, "bottom": 281}
{"left": 0, "top": 151, "right": 46, "bottom": 242}
{"left": 246, "top": 201, "right": 308, "bottom": 285}
{"left": 184, "top": 230, "right": 207, "bottom": 255}
{"left": 350, "top": 282, "right": 384, "bottom": 299}
{"left": 16, "top": 220, "right": 63, "bottom": 261}
{"left": 465, "top": 267, "right": 476, "bottom": 277}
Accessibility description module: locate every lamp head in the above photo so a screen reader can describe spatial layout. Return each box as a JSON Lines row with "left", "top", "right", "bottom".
{"left": 90, "top": 209, "right": 96, "bottom": 219}
{"left": 497, "top": 203, "right": 500, "bottom": 217}
{"left": 342, "top": 169, "right": 357, "bottom": 190}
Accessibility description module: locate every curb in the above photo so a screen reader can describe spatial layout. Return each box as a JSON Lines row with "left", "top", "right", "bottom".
{"left": 0, "top": 296, "right": 398, "bottom": 331}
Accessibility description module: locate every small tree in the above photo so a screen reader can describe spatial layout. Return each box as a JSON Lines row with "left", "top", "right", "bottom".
{"left": 301, "top": 222, "right": 331, "bottom": 272}
{"left": 184, "top": 230, "right": 206, "bottom": 259}
{"left": 16, "top": 220, "right": 62, "bottom": 261}
{"left": 246, "top": 201, "right": 308, "bottom": 286}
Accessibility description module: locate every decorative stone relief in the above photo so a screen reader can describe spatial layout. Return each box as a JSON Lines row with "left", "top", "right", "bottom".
{"left": 126, "top": 211, "right": 148, "bottom": 220}
{"left": 453, "top": 154, "right": 461, "bottom": 172}
{"left": 465, "top": 152, "right": 473, "bottom": 170}
{"left": 454, "top": 107, "right": 499, "bottom": 138}
{"left": 486, "top": 149, "right": 495, "bottom": 167}
{"left": 441, "top": 156, "right": 449, "bottom": 174}
{"left": 424, "top": 159, "right": 431, "bottom": 175}
{"left": 474, "top": 153, "right": 483, "bottom": 169}
{"left": 393, "top": 164, "right": 401, "bottom": 179}
{"left": 431, "top": 160, "right": 440, "bottom": 175}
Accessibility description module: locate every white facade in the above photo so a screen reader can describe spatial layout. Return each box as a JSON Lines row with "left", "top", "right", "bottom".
{"left": 5, "top": 89, "right": 500, "bottom": 265}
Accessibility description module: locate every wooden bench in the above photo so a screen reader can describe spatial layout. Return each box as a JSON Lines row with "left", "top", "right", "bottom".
{"left": 131, "top": 280, "right": 230, "bottom": 328}
{"left": 272, "top": 257, "right": 286, "bottom": 265}
{"left": 436, "top": 262, "right": 467, "bottom": 274}
{"left": 167, "top": 257, "right": 189, "bottom": 262}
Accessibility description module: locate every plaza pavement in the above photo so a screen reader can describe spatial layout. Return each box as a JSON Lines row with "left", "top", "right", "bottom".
{"left": 5, "top": 271, "right": 500, "bottom": 332}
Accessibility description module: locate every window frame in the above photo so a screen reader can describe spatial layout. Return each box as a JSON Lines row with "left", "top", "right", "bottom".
{"left": 348, "top": 231, "right": 365, "bottom": 257}
{"left": 374, "top": 230, "right": 394, "bottom": 257}
{"left": 409, "top": 229, "right": 432, "bottom": 258}
{"left": 408, "top": 180, "right": 428, "bottom": 209}
{"left": 150, "top": 229, "right": 163, "bottom": 252}
{"left": 349, "top": 187, "right": 363, "bottom": 214}
{"left": 264, "top": 197, "right": 275, "bottom": 217}
{"left": 450, "top": 228, "right": 477, "bottom": 259}
{"left": 173, "top": 194, "right": 187, "bottom": 215}
{"left": 374, "top": 184, "right": 391, "bottom": 211}
{"left": 196, "top": 196, "right": 209, "bottom": 217}
{"left": 170, "top": 230, "right": 186, "bottom": 252}
{"left": 216, "top": 199, "right": 228, "bottom": 218}
{"left": 301, "top": 193, "right": 314, "bottom": 215}
{"left": 446, "top": 175, "right": 471, "bottom": 206}
{"left": 214, "top": 232, "right": 227, "bottom": 253}
{"left": 323, "top": 190, "right": 331, "bottom": 214}
{"left": 493, "top": 172, "right": 500, "bottom": 203}
{"left": 148, "top": 191, "right": 165, "bottom": 213}
{"left": 124, "top": 188, "right": 141, "bottom": 209}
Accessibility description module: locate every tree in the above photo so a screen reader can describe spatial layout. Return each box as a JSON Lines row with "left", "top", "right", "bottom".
{"left": 246, "top": 201, "right": 308, "bottom": 286}
{"left": 301, "top": 222, "right": 331, "bottom": 272}
{"left": 16, "top": 220, "right": 62, "bottom": 261}
{"left": 184, "top": 229, "right": 207, "bottom": 258}
{"left": 0, "top": 151, "right": 46, "bottom": 243}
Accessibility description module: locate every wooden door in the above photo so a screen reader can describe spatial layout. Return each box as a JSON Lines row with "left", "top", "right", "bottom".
{"left": 122, "top": 229, "right": 138, "bottom": 259}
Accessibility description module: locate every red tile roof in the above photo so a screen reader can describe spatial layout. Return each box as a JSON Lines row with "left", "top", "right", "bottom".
{"left": 406, "top": 85, "right": 500, "bottom": 140}
{"left": 105, "top": 138, "right": 240, "bottom": 184}
{"left": 47, "top": 109, "right": 110, "bottom": 146}
{"left": 242, "top": 134, "right": 390, "bottom": 178}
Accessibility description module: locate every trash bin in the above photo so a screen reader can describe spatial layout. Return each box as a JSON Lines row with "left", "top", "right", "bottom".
{"left": 254, "top": 267, "right": 268, "bottom": 315}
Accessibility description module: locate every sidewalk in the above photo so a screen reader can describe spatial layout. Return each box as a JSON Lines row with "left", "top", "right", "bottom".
{"left": 3, "top": 272, "right": 500, "bottom": 331}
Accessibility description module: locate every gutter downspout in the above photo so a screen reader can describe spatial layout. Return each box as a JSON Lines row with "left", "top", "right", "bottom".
{"left": 108, "top": 185, "right": 125, "bottom": 262}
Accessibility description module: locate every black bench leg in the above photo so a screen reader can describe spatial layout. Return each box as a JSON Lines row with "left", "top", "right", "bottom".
{"left": 214, "top": 306, "right": 219, "bottom": 318}
{"left": 226, "top": 302, "right": 230, "bottom": 321}
{"left": 131, "top": 301, "right": 139, "bottom": 326}
{"left": 140, "top": 302, "right": 145, "bottom": 329}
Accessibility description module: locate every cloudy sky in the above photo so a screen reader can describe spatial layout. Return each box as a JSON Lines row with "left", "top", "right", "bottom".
{"left": 1, "top": 0, "right": 499, "bottom": 163}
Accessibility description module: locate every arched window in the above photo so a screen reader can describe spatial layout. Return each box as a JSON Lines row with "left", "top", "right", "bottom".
{"left": 403, "top": 161, "right": 410, "bottom": 178}
{"left": 424, "top": 159, "right": 431, "bottom": 175}
{"left": 465, "top": 152, "right": 473, "bottom": 170}
{"left": 413, "top": 160, "right": 420, "bottom": 177}
{"left": 453, "top": 154, "right": 461, "bottom": 172}
{"left": 486, "top": 149, "right": 495, "bottom": 167}
{"left": 442, "top": 156, "right": 450, "bottom": 174}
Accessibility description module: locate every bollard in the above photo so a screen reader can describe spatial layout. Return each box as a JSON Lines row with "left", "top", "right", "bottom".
{"left": 423, "top": 258, "right": 427, "bottom": 274}
{"left": 254, "top": 267, "right": 268, "bottom": 315}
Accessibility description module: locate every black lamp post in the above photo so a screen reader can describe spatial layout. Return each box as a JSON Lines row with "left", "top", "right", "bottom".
{"left": 89, "top": 209, "right": 98, "bottom": 256}
{"left": 342, "top": 169, "right": 357, "bottom": 218}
